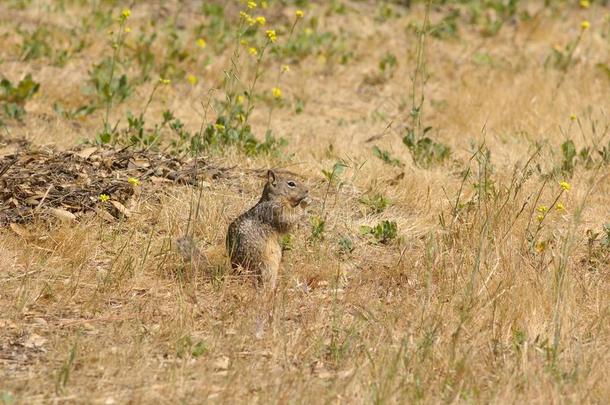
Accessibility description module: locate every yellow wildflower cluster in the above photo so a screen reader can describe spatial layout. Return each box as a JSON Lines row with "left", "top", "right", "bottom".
{"left": 196, "top": 38, "right": 207, "bottom": 49}
{"left": 296, "top": 10, "right": 304, "bottom": 18}
{"left": 266, "top": 29, "right": 277, "bottom": 43}
{"left": 559, "top": 181, "right": 571, "bottom": 191}
{"left": 272, "top": 87, "right": 282, "bottom": 99}
{"left": 159, "top": 78, "right": 171, "bottom": 85}
{"left": 581, "top": 20, "right": 590, "bottom": 30}
{"left": 579, "top": 0, "right": 590, "bottom": 8}
{"left": 99, "top": 194, "right": 110, "bottom": 202}
{"left": 128, "top": 177, "right": 140, "bottom": 186}
{"left": 240, "top": 11, "right": 256, "bottom": 26}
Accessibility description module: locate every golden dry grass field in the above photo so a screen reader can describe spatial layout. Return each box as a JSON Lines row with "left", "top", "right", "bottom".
{"left": 1, "top": 0, "right": 609, "bottom": 403}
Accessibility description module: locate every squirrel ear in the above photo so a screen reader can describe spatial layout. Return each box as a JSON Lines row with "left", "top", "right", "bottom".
{"left": 267, "top": 170, "right": 277, "bottom": 186}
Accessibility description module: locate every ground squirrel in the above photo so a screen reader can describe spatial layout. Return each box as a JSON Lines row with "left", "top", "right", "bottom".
{"left": 178, "top": 170, "right": 309, "bottom": 288}
{"left": 226, "top": 170, "right": 309, "bottom": 288}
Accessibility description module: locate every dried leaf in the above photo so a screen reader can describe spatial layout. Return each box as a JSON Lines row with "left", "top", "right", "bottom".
{"left": 95, "top": 208, "right": 116, "bottom": 222}
{"left": 48, "top": 207, "right": 76, "bottom": 221}
{"left": 10, "top": 223, "right": 31, "bottom": 237}
{"left": 111, "top": 200, "right": 130, "bottom": 217}
{"left": 76, "top": 147, "right": 98, "bottom": 159}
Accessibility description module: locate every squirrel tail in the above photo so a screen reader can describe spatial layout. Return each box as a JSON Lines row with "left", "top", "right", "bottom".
{"left": 176, "top": 236, "right": 226, "bottom": 270}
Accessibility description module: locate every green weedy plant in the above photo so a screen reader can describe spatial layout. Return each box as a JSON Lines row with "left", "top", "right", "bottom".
{"left": 602, "top": 224, "right": 610, "bottom": 249}
{"left": 0, "top": 74, "right": 40, "bottom": 122}
{"left": 379, "top": 52, "right": 398, "bottom": 78}
{"left": 1, "top": 391, "right": 15, "bottom": 405}
{"left": 429, "top": 9, "right": 460, "bottom": 39}
{"left": 403, "top": 0, "right": 450, "bottom": 168}
{"left": 55, "top": 341, "right": 78, "bottom": 395}
{"left": 360, "top": 220, "right": 398, "bottom": 244}
{"left": 338, "top": 236, "right": 354, "bottom": 254}
{"left": 360, "top": 193, "right": 390, "bottom": 214}
{"left": 131, "top": 31, "right": 158, "bottom": 82}
{"left": 186, "top": 7, "right": 304, "bottom": 157}
{"left": 280, "top": 18, "right": 353, "bottom": 65}
{"left": 310, "top": 161, "right": 348, "bottom": 242}
{"left": 118, "top": 80, "right": 173, "bottom": 148}
{"left": 559, "top": 138, "right": 609, "bottom": 177}
{"left": 372, "top": 145, "right": 402, "bottom": 167}
{"left": 546, "top": 20, "right": 589, "bottom": 73}
{"left": 19, "top": 26, "right": 53, "bottom": 61}
{"left": 195, "top": 3, "right": 232, "bottom": 51}
{"left": 92, "top": 9, "right": 132, "bottom": 144}
{"left": 310, "top": 215, "right": 326, "bottom": 241}
{"left": 158, "top": 26, "right": 189, "bottom": 81}
{"left": 403, "top": 127, "right": 450, "bottom": 168}
{"left": 175, "top": 335, "right": 208, "bottom": 359}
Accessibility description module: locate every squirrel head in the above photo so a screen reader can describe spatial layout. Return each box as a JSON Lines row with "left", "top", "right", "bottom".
{"left": 262, "top": 170, "right": 309, "bottom": 208}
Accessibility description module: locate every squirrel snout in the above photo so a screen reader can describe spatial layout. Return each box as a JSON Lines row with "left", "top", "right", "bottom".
{"left": 299, "top": 196, "right": 312, "bottom": 208}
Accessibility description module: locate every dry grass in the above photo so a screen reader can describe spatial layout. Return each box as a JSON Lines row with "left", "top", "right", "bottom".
{"left": 1, "top": 0, "right": 609, "bottom": 403}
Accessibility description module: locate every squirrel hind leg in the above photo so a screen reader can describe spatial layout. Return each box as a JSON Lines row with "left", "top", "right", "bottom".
{"left": 260, "top": 238, "right": 282, "bottom": 289}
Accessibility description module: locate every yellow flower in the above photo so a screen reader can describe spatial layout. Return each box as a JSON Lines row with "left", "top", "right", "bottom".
{"left": 128, "top": 177, "right": 140, "bottom": 186}
{"left": 121, "top": 9, "right": 131, "bottom": 19}
{"left": 579, "top": 0, "right": 590, "bottom": 8}
{"left": 255, "top": 16, "right": 266, "bottom": 26}
{"left": 296, "top": 10, "right": 304, "bottom": 18}
{"left": 261, "top": 0, "right": 268, "bottom": 8}
{"left": 215, "top": 123, "right": 225, "bottom": 131}
{"left": 281, "top": 64, "right": 290, "bottom": 73}
{"left": 159, "top": 78, "right": 171, "bottom": 85}
{"left": 537, "top": 205, "right": 548, "bottom": 213}
{"left": 236, "top": 95, "right": 245, "bottom": 104}
{"left": 581, "top": 20, "right": 590, "bottom": 30}
{"left": 99, "top": 194, "right": 110, "bottom": 202}
{"left": 196, "top": 38, "right": 207, "bottom": 49}
{"left": 555, "top": 202, "right": 565, "bottom": 212}
{"left": 125, "top": 27, "right": 131, "bottom": 33}
{"left": 240, "top": 39, "right": 249, "bottom": 46}
{"left": 535, "top": 240, "right": 547, "bottom": 253}
{"left": 304, "top": 27, "right": 313, "bottom": 36}
{"left": 187, "top": 74, "right": 198, "bottom": 85}
{"left": 266, "top": 29, "right": 277, "bottom": 43}
{"left": 248, "top": 47, "right": 258, "bottom": 56}
{"left": 559, "top": 181, "right": 571, "bottom": 191}
{"left": 247, "top": 1, "right": 257, "bottom": 9}
{"left": 272, "top": 87, "right": 282, "bottom": 99}
{"left": 569, "top": 114, "right": 577, "bottom": 121}
{"left": 536, "top": 214, "right": 544, "bottom": 222}
{"left": 240, "top": 11, "right": 256, "bottom": 25}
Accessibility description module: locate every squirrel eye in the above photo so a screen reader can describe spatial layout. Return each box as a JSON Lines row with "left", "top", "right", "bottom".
{"left": 287, "top": 181, "right": 296, "bottom": 188}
